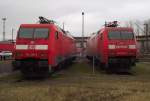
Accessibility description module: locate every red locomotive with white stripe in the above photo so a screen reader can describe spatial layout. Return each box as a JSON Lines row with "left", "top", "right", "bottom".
{"left": 13, "top": 17, "right": 76, "bottom": 77}
{"left": 86, "top": 21, "right": 138, "bottom": 72}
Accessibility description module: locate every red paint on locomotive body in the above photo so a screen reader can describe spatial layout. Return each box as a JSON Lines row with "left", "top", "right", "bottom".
{"left": 0, "top": 42, "right": 14, "bottom": 52}
{"left": 14, "top": 22, "right": 76, "bottom": 77}
{"left": 87, "top": 26, "right": 137, "bottom": 72}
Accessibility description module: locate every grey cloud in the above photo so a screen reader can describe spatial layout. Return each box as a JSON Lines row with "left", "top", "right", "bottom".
{"left": 0, "top": 0, "right": 150, "bottom": 39}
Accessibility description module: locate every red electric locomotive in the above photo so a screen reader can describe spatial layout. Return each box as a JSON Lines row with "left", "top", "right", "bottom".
{"left": 13, "top": 17, "right": 76, "bottom": 77}
{"left": 87, "top": 21, "right": 138, "bottom": 72}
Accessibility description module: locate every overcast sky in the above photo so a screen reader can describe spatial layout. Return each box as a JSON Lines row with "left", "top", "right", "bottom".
{"left": 0, "top": 0, "right": 150, "bottom": 40}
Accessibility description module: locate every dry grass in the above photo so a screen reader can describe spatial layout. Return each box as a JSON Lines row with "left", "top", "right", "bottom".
{"left": 0, "top": 61, "right": 150, "bottom": 101}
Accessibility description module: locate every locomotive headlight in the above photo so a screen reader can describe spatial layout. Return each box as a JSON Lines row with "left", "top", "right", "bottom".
{"left": 108, "top": 45, "right": 116, "bottom": 49}
{"left": 129, "top": 45, "right": 136, "bottom": 49}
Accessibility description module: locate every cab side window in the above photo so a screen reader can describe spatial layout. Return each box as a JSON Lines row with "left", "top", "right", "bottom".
{"left": 55, "top": 31, "right": 59, "bottom": 39}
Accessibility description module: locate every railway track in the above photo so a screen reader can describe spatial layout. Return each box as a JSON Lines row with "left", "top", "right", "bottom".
{"left": 0, "top": 60, "right": 150, "bottom": 101}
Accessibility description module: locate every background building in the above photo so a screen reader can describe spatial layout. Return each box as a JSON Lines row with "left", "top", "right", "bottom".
{"left": 74, "top": 37, "right": 89, "bottom": 56}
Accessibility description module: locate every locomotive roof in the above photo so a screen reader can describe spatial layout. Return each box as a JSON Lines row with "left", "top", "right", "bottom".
{"left": 103, "top": 27, "right": 133, "bottom": 31}
{"left": 89, "top": 27, "right": 134, "bottom": 38}
{"left": 20, "top": 24, "right": 55, "bottom": 27}
{"left": 20, "top": 24, "right": 75, "bottom": 40}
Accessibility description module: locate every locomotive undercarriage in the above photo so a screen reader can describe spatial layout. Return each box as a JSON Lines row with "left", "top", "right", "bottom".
{"left": 106, "top": 57, "right": 136, "bottom": 72}
{"left": 87, "top": 56, "right": 136, "bottom": 73}
{"left": 108, "top": 57, "right": 136, "bottom": 66}
{"left": 13, "top": 56, "right": 76, "bottom": 78}
{"left": 13, "top": 59, "right": 50, "bottom": 78}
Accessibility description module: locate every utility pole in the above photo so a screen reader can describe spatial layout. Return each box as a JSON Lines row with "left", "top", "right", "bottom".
{"left": 144, "top": 23, "right": 149, "bottom": 52}
{"left": 2, "top": 18, "right": 6, "bottom": 41}
{"left": 93, "top": 56, "right": 95, "bottom": 74}
{"left": 82, "top": 12, "right": 84, "bottom": 57}
{"left": 136, "top": 27, "right": 140, "bottom": 36}
{"left": 12, "top": 28, "right": 14, "bottom": 42}
{"left": 134, "top": 22, "right": 145, "bottom": 35}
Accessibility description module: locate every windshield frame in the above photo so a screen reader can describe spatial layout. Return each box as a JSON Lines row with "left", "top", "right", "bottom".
{"left": 108, "top": 31, "right": 121, "bottom": 40}
{"left": 34, "top": 28, "right": 49, "bottom": 39}
{"left": 18, "top": 28, "right": 34, "bottom": 39}
{"left": 18, "top": 27, "right": 50, "bottom": 39}
{"left": 120, "top": 31, "right": 134, "bottom": 40}
{"left": 108, "top": 31, "right": 134, "bottom": 40}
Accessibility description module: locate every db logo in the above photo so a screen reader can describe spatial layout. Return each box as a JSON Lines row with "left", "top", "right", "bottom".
{"left": 28, "top": 45, "right": 35, "bottom": 49}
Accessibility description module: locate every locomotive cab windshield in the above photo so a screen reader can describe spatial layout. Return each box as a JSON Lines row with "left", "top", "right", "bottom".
{"left": 18, "top": 27, "right": 49, "bottom": 39}
{"left": 108, "top": 31, "right": 134, "bottom": 40}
